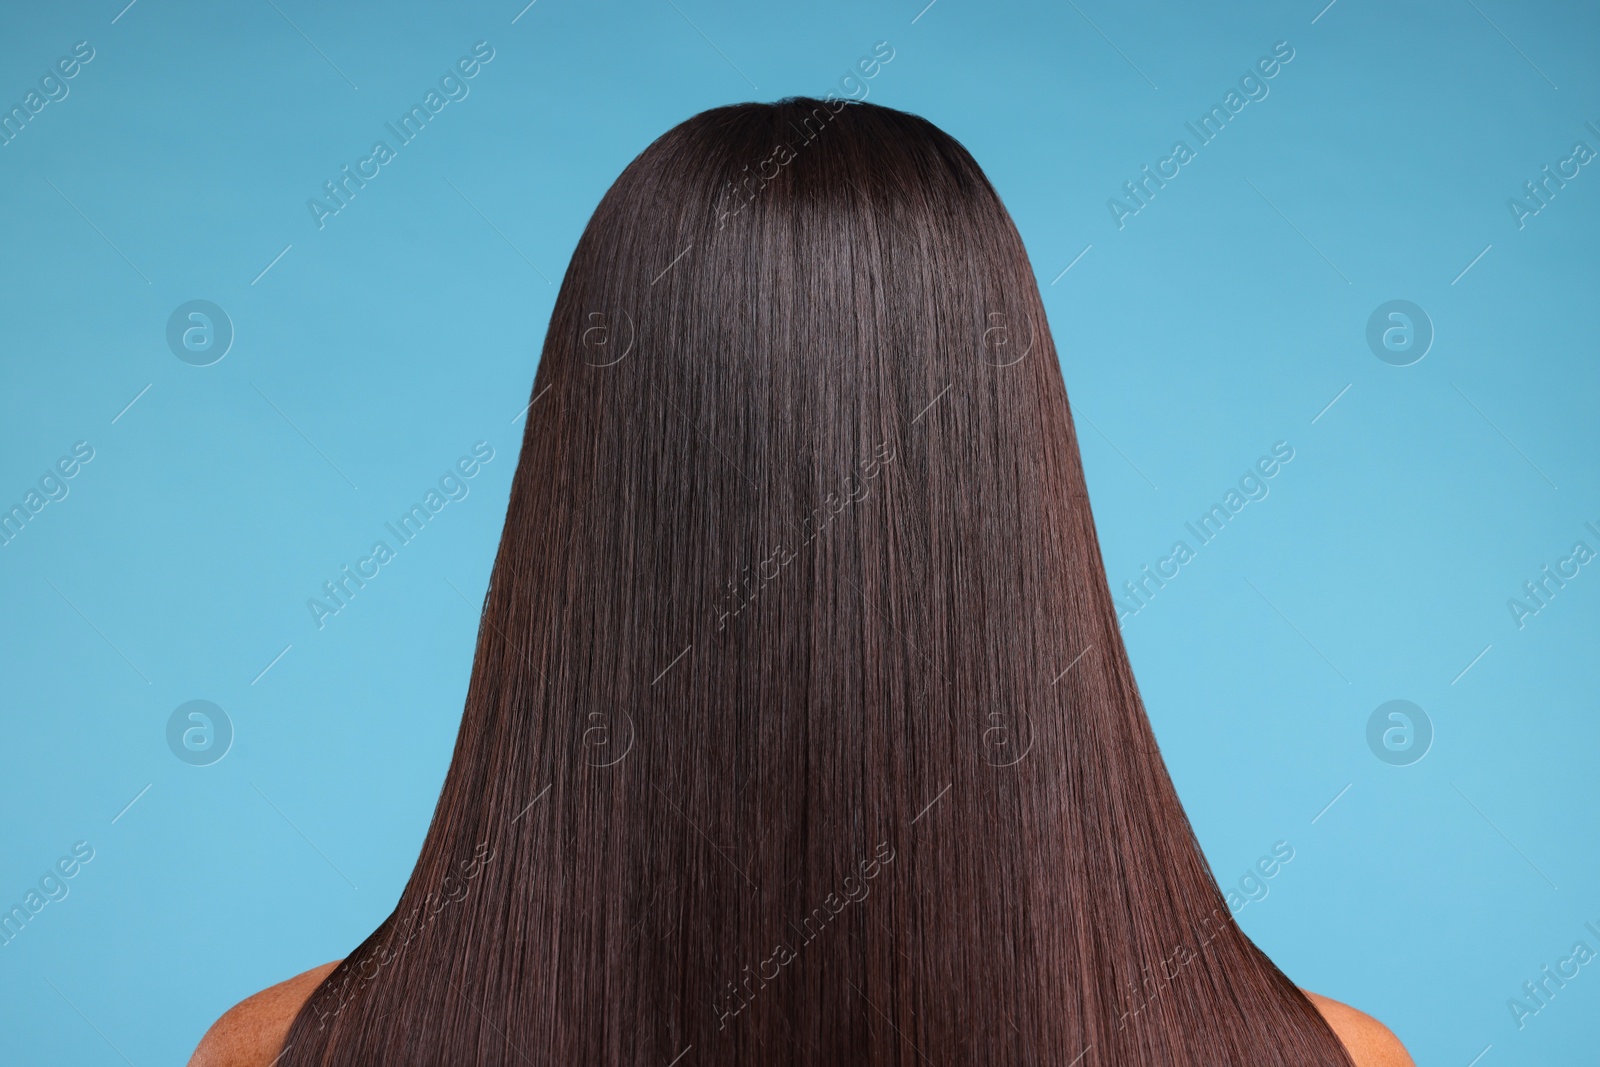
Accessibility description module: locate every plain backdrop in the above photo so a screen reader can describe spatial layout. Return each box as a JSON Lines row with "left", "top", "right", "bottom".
{"left": 1, "top": 1, "right": 1596, "bottom": 1063}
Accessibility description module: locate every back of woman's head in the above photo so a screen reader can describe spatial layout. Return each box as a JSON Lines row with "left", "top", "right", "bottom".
{"left": 281, "top": 97, "right": 1353, "bottom": 1066}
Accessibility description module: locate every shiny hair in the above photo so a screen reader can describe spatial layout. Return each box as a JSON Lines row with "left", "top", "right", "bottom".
{"left": 280, "top": 97, "right": 1354, "bottom": 1065}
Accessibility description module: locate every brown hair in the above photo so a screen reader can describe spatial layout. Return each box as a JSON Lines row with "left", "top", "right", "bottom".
{"left": 280, "top": 97, "right": 1354, "bottom": 1065}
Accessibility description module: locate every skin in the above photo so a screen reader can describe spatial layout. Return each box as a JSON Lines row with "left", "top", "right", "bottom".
{"left": 1302, "top": 990, "right": 1416, "bottom": 1067}
{"left": 186, "top": 961, "right": 337, "bottom": 1067}
{"left": 188, "top": 960, "right": 1414, "bottom": 1066}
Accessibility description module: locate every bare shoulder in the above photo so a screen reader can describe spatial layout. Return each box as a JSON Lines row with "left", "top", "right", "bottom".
{"left": 188, "top": 960, "right": 342, "bottom": 1067}
{"left": 1301, "top": 989, "right": 1414, "bottom": 1067}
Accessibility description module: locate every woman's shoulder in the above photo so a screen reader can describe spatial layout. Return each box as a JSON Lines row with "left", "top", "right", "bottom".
{"left": 187, "top": 965, "right": 1408, "bottom": 1066}
{"left": 1302, "top": 989, "right": 1414, "bottom": 1067}
{"left": 187, "top": 960, "right": 341, "bottom": 1067}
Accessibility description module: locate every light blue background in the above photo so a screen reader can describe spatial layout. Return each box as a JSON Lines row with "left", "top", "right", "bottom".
{"left": 2, "top": 1, "right": 1596, "bottom": 1063}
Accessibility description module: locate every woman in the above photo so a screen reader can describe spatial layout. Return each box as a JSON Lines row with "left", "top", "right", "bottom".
{"left": 192, "top": 98, "right": 1411, "bottom": 1065}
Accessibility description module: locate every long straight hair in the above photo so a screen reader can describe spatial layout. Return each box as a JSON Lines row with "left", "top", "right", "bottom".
{"left": 281, "top": 98, "right": 1354, "bottom": 1065}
